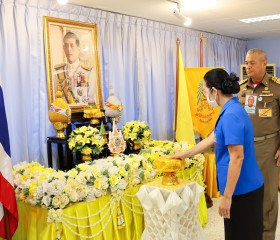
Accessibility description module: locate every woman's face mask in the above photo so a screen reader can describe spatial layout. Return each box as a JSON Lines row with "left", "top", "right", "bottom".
{"left": 206, "top": 88, "right": 219, "bottom": 107}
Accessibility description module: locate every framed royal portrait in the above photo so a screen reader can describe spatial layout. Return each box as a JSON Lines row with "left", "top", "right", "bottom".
{"left": 43, "top": 16, "right": 103, "bottom": 113}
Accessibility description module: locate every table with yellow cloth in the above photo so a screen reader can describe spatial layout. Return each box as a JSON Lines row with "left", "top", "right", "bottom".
{"left": 202, "top": 150, "right": 220, "bottom": 198}
{"left": 13, "top": 185, "right": 144, "bottom": 240}
{"left": 9, "top": 169, "right": 208, "bottom": 240}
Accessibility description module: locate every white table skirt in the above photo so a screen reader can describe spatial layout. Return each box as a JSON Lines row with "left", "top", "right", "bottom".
{"left": 137, "top": 178, "right": 206, "bottom": 240}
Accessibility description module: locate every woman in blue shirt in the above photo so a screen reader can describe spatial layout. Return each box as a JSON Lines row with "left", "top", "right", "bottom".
{"left": 172, "top": 68, "right": 264, "bottom": 240}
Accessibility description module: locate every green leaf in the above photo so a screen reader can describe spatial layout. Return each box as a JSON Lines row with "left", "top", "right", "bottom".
{"left": 125, "top": 163, "right": 130, "bottom": 171}
{"left": 103, "top": 169, "right": 109, "bottom": 177}
{"left": 139, "top": 171, "right": 144, "bottom": 180}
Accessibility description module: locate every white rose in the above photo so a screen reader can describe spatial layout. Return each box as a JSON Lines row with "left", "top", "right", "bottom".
{"left": 42, "top": 195, "right": 51, "bottom": 207}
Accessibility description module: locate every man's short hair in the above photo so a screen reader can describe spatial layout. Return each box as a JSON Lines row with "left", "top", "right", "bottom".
{"left": 247, "top": 48, "right": 267, "bottom": 61}
{"left": 63, "top": 31, "right": 80, "bottom": 47}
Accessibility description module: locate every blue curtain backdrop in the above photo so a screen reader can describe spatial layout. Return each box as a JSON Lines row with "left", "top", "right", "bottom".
{"left": 0, "top": 0, "right": 247, "bottom": 166}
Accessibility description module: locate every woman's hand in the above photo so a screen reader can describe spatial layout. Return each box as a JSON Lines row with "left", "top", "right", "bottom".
{"left": 169, "top": 151, "right": 188, "bottom": 160}
{"left": 218, "top": 196, "right": 232, "bottom": 219}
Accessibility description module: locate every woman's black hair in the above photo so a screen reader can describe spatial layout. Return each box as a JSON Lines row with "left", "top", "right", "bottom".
{"left": 203, "top": 68, "right": 240, "bottom": 94}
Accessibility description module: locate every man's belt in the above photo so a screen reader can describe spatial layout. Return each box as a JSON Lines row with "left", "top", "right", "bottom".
{"left": 254, "top": 131, "right": 280, "bottom": 142}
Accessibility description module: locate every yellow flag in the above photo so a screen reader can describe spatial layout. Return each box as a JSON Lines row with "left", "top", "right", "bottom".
{"left": 174, "top": 44, "right": 195, "bottom": 144}
{"left": 185, "top": 68, "right": 221, "bottom": 139}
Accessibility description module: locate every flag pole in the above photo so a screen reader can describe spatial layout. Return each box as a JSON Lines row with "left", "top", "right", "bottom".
{"left": 200, "top": 33, "right": 203, "bottom": 67}
{"left": 174, "top": 38, "right": 180, "bottom": 140}
{"left": 4, "top": 207, "right": 12, "bottom": 240}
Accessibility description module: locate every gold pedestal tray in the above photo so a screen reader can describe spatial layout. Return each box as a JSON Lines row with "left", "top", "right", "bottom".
{"left": 145, "top": 177, "right": 191, "bottom": 190}
{"left": 81, "top": 153, "right": 92, "bottom": 161}
{"left": 154, "top": 156, "right": 185, "bottom": 186}
{"left": 83, "top": 105, "right": 105, "bottom": 125}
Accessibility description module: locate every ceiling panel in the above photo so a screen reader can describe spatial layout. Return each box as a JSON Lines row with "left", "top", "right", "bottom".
{"left": 68, "top": 0, "right": 280, "bottom": 40}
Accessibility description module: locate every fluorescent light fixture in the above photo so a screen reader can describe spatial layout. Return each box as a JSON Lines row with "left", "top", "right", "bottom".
{"left": 173, "top": 9, "right": 192, "bottom": 26}
{"left": 240, "top": 14, "right": 280, "bottom": 23}
{"left": 57, "top": 0, "right": 68, "bottom": 5}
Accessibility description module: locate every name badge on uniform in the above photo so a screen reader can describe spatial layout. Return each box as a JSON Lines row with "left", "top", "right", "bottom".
{"left": 259, "top": 89, "right": 273, "bottom": 97}
{"left": 258, "top": 108, "right": 272, "bottom": 118}
{"left": 244, "top": 94, "right": 257, "bottom": 115}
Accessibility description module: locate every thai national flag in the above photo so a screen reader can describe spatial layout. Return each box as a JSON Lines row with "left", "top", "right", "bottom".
{"left": 0, "top": 82, "right": 18, "bottom": 238}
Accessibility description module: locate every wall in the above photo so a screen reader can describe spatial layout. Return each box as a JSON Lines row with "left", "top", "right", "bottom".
{"left": 247, "top": 38, "right": 280, "bottom": 76}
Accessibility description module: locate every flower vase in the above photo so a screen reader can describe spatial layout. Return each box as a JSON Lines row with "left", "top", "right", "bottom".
{"left": 81, "top": 153, "right": 92, "bottom": 161}
{"left": 133, "top": 141, "right": 142, "bottom": 151}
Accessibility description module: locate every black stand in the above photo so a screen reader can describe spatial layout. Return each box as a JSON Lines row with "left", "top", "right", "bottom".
{"left": 47, "top": 111, "right": 110, "bottom": 170}
{"left": 47, "top": 136, "right": 73, "bottom": 170}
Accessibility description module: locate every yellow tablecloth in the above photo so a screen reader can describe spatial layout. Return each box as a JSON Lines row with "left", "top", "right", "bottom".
{"left": 203, "top": 150, "right": 220, "bottom": 198}
{"left": 8, "top": 169, "right": 208, "bottom": 240}
{"left": 12, "top": 185, "right": 144, "bottom": 240}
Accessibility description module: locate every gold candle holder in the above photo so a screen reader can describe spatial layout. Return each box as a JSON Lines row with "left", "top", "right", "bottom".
{"left": 154, "top": 156, "right": 186, "bottom": 186}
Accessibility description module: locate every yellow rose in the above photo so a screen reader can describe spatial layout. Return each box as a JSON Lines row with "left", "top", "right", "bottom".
{"left": 75, "top": 135, "right": 83, "bottom": 142}
{"left": 78, "top": 163, "right": 87, "bottom": 171}
{"left": 119, "top": 167, "right": 128, "bottom": 177}
{"left": 29, "top": 182, "right": 38, "bottom": 196}
{"left": 94, "top": 178, "right": 102, "bottom": 189}
{"left": 20, "top": 175, "right": 28, "bottom": 183}
{"left": 67, "top": 169, "right": 78, "bottom": 178}
{"left": 68, "top": 139, "right": 76, "bottom": 149}
{"left": 143, "top": 130, "right": 150, "bottom": 138}
{"left": 81, "top": 147, "right": 92, "bottom": 155}
{"left": 79, "top": 126, "right": 88, "bottom": 133}
{"left": 109, "top": 175, "right": 119, "bottom": 187}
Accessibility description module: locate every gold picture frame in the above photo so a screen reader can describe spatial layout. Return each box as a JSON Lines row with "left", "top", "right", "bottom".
{"left": 43, "top": 16, "right": 103, "bottom": 113}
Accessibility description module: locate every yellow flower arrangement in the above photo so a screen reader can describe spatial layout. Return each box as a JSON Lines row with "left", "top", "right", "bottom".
{"left": 139, "top": 140, "right": 205, "bottom": 170}
{"left": 121, "top": 120, "right": 152, "bottom": 146}
{"left": 68, "top": 125, "right": 105, "bottom": 155}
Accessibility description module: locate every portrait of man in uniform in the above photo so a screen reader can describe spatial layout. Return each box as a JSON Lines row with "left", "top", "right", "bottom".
{"left": 44, "top": 17, "right": 103, "bottom": 111}
{"left": 53, "top": 32, "right": 95, "bottom": 104}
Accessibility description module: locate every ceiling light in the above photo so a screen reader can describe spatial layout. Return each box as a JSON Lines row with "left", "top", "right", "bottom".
{"left": 57, "top": 0, "right": 68, "bottom": 5}
{"left": 240, "top": 14, "right": 280, "bottom": 23}
{"left": 173, "top": 4, "right": 192, "bottom": 26}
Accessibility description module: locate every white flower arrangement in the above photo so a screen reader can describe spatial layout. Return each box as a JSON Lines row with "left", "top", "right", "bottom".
{"left": 12, "top": 140, "right": 203, "bottom": 210}
{"left": 13, "top": 154, "right": 156, "bottom": 210}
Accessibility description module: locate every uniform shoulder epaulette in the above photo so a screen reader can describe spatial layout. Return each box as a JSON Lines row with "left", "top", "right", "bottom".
{"left": 239, "top": 79, "right": 248, "bottom": 86}
{"left": 81, "top": 64, "right": 92, "bottom": 71}
{"left": 271, "top": 76, "right": 280, "bottom": 84}
{"left": 54, "top": 63, "right": 66, "bottom": 69}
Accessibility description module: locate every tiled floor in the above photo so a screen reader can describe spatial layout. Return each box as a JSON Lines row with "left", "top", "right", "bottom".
{"left": 204, "top": 193, "right": 280, "bottom": 240}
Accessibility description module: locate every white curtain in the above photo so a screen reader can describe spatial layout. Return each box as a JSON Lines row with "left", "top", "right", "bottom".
{"left": 0, "top": 0, "right": 247, "bottom": 166}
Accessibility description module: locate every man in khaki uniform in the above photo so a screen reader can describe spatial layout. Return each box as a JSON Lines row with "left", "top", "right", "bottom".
{"left": 53, "top": 32, "right": 96, "bottom": 104}
{"left": 238, "top": 48, "right": 280, "bottom": 240}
